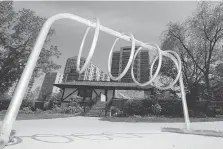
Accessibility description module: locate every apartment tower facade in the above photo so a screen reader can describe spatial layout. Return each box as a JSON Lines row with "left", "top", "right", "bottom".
{"left": 111, "top": 46, "right": 150, "bottom": 83}
{"left": 38, "top": 72, "right": 63, "bottom": 101}
{"left": 64, "top": 56, "right": 110, "bottom": 82}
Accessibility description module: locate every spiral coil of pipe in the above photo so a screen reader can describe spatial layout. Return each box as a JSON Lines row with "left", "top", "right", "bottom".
{"left": 0, "top": 13, "right": 190, "bottom": 149}
{"left": 76, "top": 17, "right": 182, "bottom": 90}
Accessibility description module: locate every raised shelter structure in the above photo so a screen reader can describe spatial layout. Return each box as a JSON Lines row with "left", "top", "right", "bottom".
{"left": 53, "top": 81, "right": 152, "bottom": 102}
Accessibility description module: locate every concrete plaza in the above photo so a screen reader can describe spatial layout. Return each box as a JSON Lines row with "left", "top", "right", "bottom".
{"left": 3, "top": 116, "right": 223, "bottom": 149}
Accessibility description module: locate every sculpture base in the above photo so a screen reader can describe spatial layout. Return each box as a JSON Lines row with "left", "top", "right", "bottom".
{"left": 162, "top": 127, "right": 223, "bottom": 137}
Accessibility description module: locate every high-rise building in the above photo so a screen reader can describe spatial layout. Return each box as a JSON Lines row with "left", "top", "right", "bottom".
{"left": 139, "top": 49, "right": 150, "bottom": 83}
{"left": 9, "top": 78, "right": 37, "bottom": 100}
{"left": 38, "top": 72, "right": 63, "bottom": 101}
{"left": 111, "top": 51, "right": 120, "bottom": 78}
{"left": 63, "top": 56, "right": 110, "bottom": 82}
{"left": 24, "top": 76, "right": 35, "bottom": 100}
{"left": 111, "top": 46, "right": 150, "bottom": 83}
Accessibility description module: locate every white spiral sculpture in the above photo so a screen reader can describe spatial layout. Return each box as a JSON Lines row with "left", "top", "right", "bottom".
{"left": 107, "top": 33, "right": 136, "bottom": 81}
{"left": 0, "top": 13, "right": 190, "bottom": 149}
{"left": 77, "top": 18, "right": 100, "bottom": 74}
{"left": 131, "top": 43, "right": 163, "bottom": 87}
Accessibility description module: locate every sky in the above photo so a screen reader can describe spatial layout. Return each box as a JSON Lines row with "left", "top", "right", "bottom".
{"left": 13, "top": 1, "right": 198, "bottom": 89}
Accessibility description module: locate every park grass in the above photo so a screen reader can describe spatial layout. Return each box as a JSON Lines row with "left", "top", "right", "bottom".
{"left": 0, "top": 111, "right": 223, "bottom": 122}
{"left": 0, "top": 113, "right": 76, "bottom": 121}
{"left": 99, "top": 115, "right": 223, "bottom": 123}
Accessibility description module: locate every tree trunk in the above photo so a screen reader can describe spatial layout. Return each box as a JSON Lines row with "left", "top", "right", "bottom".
{"left": 204, "top": 72, "right": 211, "bottom": 114}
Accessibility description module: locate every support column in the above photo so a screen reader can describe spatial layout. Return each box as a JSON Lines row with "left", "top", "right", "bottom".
{"left": 90, "top": 89, "right": 93, "bottom": 101}
{"left": 60, "top": 88, "right": 65, "bottom": 102}
{"left": 112, "top": 89, "right": 115, "bottom": 98}
{"left": 105, "top": 89, "right": 108, "bottom": 101}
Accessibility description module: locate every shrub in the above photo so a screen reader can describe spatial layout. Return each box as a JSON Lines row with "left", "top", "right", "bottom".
{"left": 20, "top": 100, "right": 33, "bottom": 109}
{"left": 43, "top": 101, "right": 54, "bottom": 111}
{"left": 141, "top": 99, "right": 153, "bottom": 115}
{"left": 110, "top": 106, "right": 120, "bottom": 116}
{"left": 35, "top": 108, "right": 43, "bottom": 114}
{"left": 51, "top": 106, "right": 63, "bottom": 113}
{"left": 68, "top": 101, "right": 79, "bottom": 107}
{"left": 87, "top": 100, "right": 96, "bottom": 108}
{"left": 19, "top": 107, "right": 34, "bottom": 114}
{"left": 116, "top": 111, "right": 125, "bottom": 117}
{"left": 51, "top": 104, "right": 84, "bottom": 114}
{"left": 159, "top": 100, "right": 183, "bottom": 117}
{"left": 32, "top": 101, "right": 45, "bottom": 111}
{"left": 120, "top": 98, "right": 185, "bottom": 117}
{"left": 62, "top": 106, "right": 76, "bottom": 114}
{"left": 109, "top": 106, "right": 126, "bottom": 117}
{"left": 215, "top": 107, "right": 223, "bottom": 115}
{"left": 132, "top": 115, "right": 142, "bottom": 119}
{"left": 206, "top": 105, "right": 217, "bottom": 117}
{"left": 123, "top": 99, "right": 144, "bottom": 116}
{"left": 0, "top": 100, "right": 11, "bottom": 111}
{"left": 206, "top": 108, "right": 216, "bottom": 117}
{"left": 152, "top": 103, "right": 162, "bottom": 116}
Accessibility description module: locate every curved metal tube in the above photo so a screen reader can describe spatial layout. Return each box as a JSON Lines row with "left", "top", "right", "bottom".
{"left": 149, "top": 50, "right": 182, "bottom": 90}
{"left": 0, "top": 13, "right": 190, "bottom": 148}
{"left": 0, "top": 13, "right": 102, "bottom": 148}
{"left": 129, "top": 45, "right": 190, "bottom": 130}
{"left": 130, "top": 43, "right": 163, "bottom": 87}
{"left": 76, "top": 18, "right": 100, "bottom": 74}
{"left": 107, "top": 33, "right": 136, "bottom": 81}
{"left": 149, "top": 50, "right": 190, "bottom": 129}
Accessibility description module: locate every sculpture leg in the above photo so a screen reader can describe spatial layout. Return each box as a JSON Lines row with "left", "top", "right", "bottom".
{"left": 179, "top": 75, "right": 190, "bottom": 130}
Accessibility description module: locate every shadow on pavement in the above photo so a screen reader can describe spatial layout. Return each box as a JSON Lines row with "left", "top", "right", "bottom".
{"left": 7, "top": 132, "right": 167, "bottom": 146}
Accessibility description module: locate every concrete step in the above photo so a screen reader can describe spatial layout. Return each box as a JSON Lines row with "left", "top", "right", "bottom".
{"left": 93, "top": 107, "right": 105, "bottom": 109}
{"left": 85, "top": 101, "right": 107, "bottom": 117}
{"left": 87, "top": 110, "right": 103, "bottom": 113}
{"left": 91, "top": 107, "right": 104, "bottom": 109}
{"left": 85, "top": 113, "right": 105, "bottom": 117}
{"left": 94, "top": 104, "right": 106, "bottom": 107}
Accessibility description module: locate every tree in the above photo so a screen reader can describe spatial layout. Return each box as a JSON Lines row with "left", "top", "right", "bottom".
{"left": 0, "top": 1, "right": 61, "bottom": 93}
{"left": 211, "top": 63, "right": 223, "bottom": 101}
{"left": 216, "top": 63, "right": 223, "bottom": 78}
{"left": 160, "top": 1, "right": 223, "bottom": 113}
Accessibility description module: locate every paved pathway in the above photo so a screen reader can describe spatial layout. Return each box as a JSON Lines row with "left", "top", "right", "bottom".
{"left": 1, "top": 116, "right": 223, "bottom": 149}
